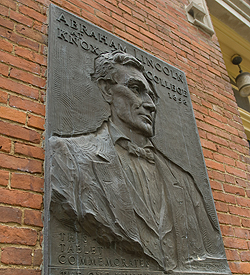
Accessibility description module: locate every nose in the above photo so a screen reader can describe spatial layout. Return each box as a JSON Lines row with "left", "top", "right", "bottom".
{"left": 142, "top": 94, "right": 156, "bottom": 113}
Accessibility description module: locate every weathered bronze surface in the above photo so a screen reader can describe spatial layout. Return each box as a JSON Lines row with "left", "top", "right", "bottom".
{"left": 45, "top": 5, "right": 232, "bottom": 275}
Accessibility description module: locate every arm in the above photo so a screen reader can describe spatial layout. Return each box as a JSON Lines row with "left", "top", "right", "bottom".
{"left": 49, "top": 136, "right": 81, "bottom": 231}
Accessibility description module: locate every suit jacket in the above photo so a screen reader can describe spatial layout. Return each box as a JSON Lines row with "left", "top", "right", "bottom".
{"left": 49, "top": 123, "right": 230, "bottom": 273}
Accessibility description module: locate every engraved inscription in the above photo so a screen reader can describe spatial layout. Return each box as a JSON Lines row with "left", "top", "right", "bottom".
{"left": 56, "top": 12, "right": 127, "bottom": 54}
{"left": 55, "top": 12, "right": 188, "bottom": 107}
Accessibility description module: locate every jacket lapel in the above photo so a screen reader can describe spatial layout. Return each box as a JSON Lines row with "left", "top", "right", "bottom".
{"left": 92, "top": 125, "right": 141, "bottom": 241}
{"left": 155, "top": 152, "right": 190, "bottom": 265}
{"left": 92, "top": 124, "right": 160, "bottom": 236}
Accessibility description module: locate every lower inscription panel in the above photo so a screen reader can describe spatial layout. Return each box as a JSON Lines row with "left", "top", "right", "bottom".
{"left": 49, "top": 218, "right": 161, "bottom": 275}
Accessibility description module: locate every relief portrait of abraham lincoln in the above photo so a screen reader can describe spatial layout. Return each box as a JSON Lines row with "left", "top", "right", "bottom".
{"left": 49, "top": 50, "right": 231, "bottom": 274}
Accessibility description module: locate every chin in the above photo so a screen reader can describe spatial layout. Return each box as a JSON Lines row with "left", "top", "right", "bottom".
{"left": 136, "top": 124, "right": 154, "bottom": 137}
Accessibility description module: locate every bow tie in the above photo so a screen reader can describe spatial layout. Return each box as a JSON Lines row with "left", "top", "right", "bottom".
{"left": 117, "top": 140, "right": 155, "bottom": 164}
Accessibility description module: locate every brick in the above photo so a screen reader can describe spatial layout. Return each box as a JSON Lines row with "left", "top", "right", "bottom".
{"left": 237, "top": 197, "right": 250, "bottom": 208}
{"left": 209, "top": 170, "right": 225, "bottom": 182}
{"left": 229, "top": 205, "right": 250, "bottom": 218}
{"left": 114, "top": 27, "right": 143, "bottom": 48}
{"left": 242, "top": 218, "right": 250, "bottom": 228}
{"left": 0, "top": 27, "right": 40, "bottom": 51}
{"left": 9, "top": 95, "right": 45, "bottom": 116}
{"left": 0, "top": 188, "right": 42, "bottom": 209}
{"left": 202, "top": 148, "right": 213, "bottom": 159}
{"left": 216, "top": 129, "right": 231, "bottom": 141}
{"left": 0, "top": 106, "right": 26, "bottom": 124}
{"left": 118, "top": 2, "right": 132, "bottom": 14}
{"left": 0, "top": 269, "right": 41, "bottom": 275}
{"left": 0, "top": 5, "right": 9, "bottom": 17}
{"left": 240, "top": 251, "right": 250, "bottom": 261}
{"left": 200, "top": 138, "right": 217, "bottom": 151}
{"left": 9, "top": 9, "right": 33, "bottom": 27}
{"left": 0, "top": 205, "right": 22, "bottom": 224}
{"left": 232, "top": 134, "right": 249, "bottom": 147}
{"left": 1, "top": 247, "right": 32, "bottom": 265}
{"left": 0, "top": 77, "right": 39, "bottom": 99}
{"left": 236, "top": 160, "right": 247, "bottom": 170}
{"left": 0, "top": 17, "right": 14, "bottom": 31}
{"left": 11, "top": 173, "right": 43, "bottom": 193}
{"left": 196, "top": 120, "right": 217, "bottom": 135}
{"left": 217, "top": 145, "right": 239, "bottom": 160}
{"left": 220, "top": 225, "right": 234, "bottom": 237}
{"left": 136, "top": 1, "right": 157, "bottom": 17}
{"left": 0, "top": 50, "right": 40, "bottom": 74}
{"left": 229, "top": 141, "right": 249, "bottom": 155}
{"left": 0, "top": 120, "right": 41, "bottom": 143}
{"left": 228, "top": 116, "right": 245, "bottom": 131}
{"left": 24, "top": 209, "right": 43, "bottom": 227}
{"left": 17, "top": 0, "right": 40, "bottom": 11}
{"left": 206, "top": 133, "right": 229, "bottom": 147}
{"left": 0, "top": 224, "right": 37, "bottom": 245}
{"left": 16, "top": 24, "right": 47, "bottom": 44}
{"left": 192, "top": 101, "right": 209, "bottom": 115}
{"left": 224, "top": 184, "right": 245, "bottom": 196}
{"left": 0, "top": 135, "right": 11, "bottom": 153}
{"left": 223, "top": 237, "right": 248, "bottom": 249}
{"left": 0, "top": 62, "right": 9, "bottom": 76}
{"left": 217, "top": 212, "right": 241, "bottom": 226}
{"left": 15, "top": 142, "right": 44, "bottom": 160}
{"left": 214, "top": 201, "right": 228, "bottom": 212}
{"left": 224, "top": 123, "right": 239, "bottom": 136}
{"left": 229, "top": 262, "right": 250, "bottom": 274}
{"left": 15, "top": 46, "right": 47, "bottom": 66}
{"left": 74, "top": 0, "right": 97, "bottom": 14}
{"left": 10, "top": 68, "right": 46, "bottom": 88}
{"left": 19, "top": 5, "right": 47, "bottom": 23}
{"left": 0, "top": 170, "right": 9, "bottom": 186}
{"left": 33, "top": 20, "right": 47, "bottom": 34}
{"left": 225, "top": 249, "right": 240, "bottom": 261}
{"left": 0, "top": 90, "right": 8, "bottom": 104}
{"left": 210, "top": 180, "right": 223, "bottom": 191}
{"left": 205, "top": 159, "right": 224, "bottom": 172}
{"left": 0, "top": 0, "right": 16, "bottom": 10}
{"left": 225, "top": 165, "right": 246, "bottom": 179}
{"left": 28, "top": 114, "right": 45, "bottom": 130}
{"left": 234, "top": 227, "right": 249, "bottom": 239}
{"left": 39, "top": 230, "right": 43, "bottom": 246}
{"left": 53, "top": 0, "right": 81, "bottom": 15}
{"left": 34, "top": 249, "right": 43, "bottom": 266}
{"left": 40, "top": 44, "right": 47, "bottom": 56}
{"left": 228, "top": 174, "right": 238, "bottom": 187}
{"left": 0, "top": 153, "right": 42, "bottom": 173}
{"left": 98, "top": 0, "right": 123, "bottom": 15}
{"left": 41, "top": 65, "right": 46, "bottom": 77}
{"left": 203, "top": 115, "right": 225, "bottom": 130}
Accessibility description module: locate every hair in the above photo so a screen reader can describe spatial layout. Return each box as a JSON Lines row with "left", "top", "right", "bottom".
{"left": 91, "top": 50, "right": 159, "bottom": 103}
{"left": 91, "top": 50, "right": 144, "bottom": 82}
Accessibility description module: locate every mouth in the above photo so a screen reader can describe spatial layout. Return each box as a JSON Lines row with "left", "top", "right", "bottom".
{"left": 140, "top": 114, "right": 153, "bottom": 124}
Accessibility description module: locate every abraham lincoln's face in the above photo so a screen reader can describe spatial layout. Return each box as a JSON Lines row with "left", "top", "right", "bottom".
{"left": 109, "top": 64, "right": 157, "bottom": 137}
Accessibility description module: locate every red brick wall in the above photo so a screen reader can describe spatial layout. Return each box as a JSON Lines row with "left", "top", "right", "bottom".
{"left": 0, "top": 0, "right": 249, "bottom": 274}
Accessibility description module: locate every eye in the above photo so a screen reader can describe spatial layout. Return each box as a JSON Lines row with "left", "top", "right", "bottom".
{"left": 129, "top": 85, "right": 140, "bottom": 95}
{"left": 148, "top": 91, "right": 156, "bottom": 103}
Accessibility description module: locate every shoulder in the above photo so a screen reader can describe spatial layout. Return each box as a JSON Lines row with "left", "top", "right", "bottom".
{"left": 48, "top": 122, "right": 111, "bottom": 156}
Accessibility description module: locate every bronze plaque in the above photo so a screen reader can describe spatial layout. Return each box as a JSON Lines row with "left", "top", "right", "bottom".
{"left": 45, "top": 4, "right": 231, "bottom": 275}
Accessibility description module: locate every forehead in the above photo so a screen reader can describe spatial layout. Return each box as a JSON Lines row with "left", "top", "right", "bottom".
{"left": 114, "top": 64, "right": 150, "bottom": 88}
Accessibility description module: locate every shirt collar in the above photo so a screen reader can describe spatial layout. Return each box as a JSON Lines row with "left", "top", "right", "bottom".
{"left": 108, "top": 120, "right": 155, "bottom": 150}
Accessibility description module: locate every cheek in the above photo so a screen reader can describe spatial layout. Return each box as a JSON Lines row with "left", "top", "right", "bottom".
{"left": 114, "top": 93, "right": 140, "bottom": 111}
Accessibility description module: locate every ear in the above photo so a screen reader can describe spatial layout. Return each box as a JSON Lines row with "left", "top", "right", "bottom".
{"left": 98, "top": 79, "right": 113, "bottom": 104}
